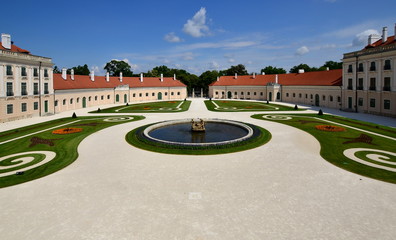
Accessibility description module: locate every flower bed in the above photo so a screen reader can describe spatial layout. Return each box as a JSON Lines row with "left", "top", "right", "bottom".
{"left": 52, "top": 127, "right": 83, "bottom": 135}
{"left": 315, "top": 125, "right": 346, "bottom": 132}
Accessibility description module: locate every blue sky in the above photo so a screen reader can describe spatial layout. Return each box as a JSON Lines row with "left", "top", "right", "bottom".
{"left": 1, "top": 0, "right": 395, "bottom": 75}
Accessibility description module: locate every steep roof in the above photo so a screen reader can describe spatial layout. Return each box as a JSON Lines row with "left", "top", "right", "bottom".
{"left": 53, "top": 73, "right": 187, "bottom": 90}
{"left": 0, "top": 43, "right": 30, "bottom": 54}
{"left": 365, "top": 35, "right": 396, "bottom": 49}
{"left": 210, "top": 69, "right": 342, "bottom": 87}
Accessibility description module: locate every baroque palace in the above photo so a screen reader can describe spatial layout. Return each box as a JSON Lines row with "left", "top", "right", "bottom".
{"left": 1, "top": 25, "right": 395, "bottom": 122}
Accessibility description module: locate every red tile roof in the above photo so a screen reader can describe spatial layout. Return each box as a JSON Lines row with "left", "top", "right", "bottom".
{"left": 53, "top": 73, "right": 187, "bottom": 90}
{"left": 0, "top": 43, "right": 30, "bottom": 54}
{"left": 210, "top": 69, "right": 342, "bottom": 87}
{"left": 365, "top": 35, "right": 396, "bottom": 49}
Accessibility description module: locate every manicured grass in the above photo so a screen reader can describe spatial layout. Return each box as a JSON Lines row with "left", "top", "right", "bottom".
{"left": 205, "top": 100, "right": 303, "bottom": 112}
{"left": 0, "top": 115, "right": 145, "bottom": 188}
{"left": 89, "top": 100, "right": 191, "bottom": 113}
{"left": 252, "top": 113, "right": 396, "bottom": 184}
{"left": 126, "top": 122, "right": 271, "bottom": 155}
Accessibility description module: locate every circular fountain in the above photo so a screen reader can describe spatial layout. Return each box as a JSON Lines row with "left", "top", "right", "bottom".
{"left": 126, "top": 118, "right": 271, "bottom": 155}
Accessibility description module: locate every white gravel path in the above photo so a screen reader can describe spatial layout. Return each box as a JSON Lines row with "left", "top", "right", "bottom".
{"left": 0, "top": 99, "right": 395, "bottom": 240}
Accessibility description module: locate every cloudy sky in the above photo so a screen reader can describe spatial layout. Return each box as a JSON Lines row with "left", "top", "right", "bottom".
{"left": 1, "top": 0, "right": 395, "bottom": 75}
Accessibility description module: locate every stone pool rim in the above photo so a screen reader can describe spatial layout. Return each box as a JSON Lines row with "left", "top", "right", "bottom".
{"left": 143, "top": 118, "right": 254, "bottom": 147}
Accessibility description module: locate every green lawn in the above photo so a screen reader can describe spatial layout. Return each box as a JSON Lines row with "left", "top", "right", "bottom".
{"left": 252, "top": 113, "right": 396, "bottom": 184}
{"left": 0, "top": 115, "right": 144, "bottom": 188}
{"left": 205, "top": 100, "right": 303, "bottom": 112}
{"left": 89, "top": 100, "right": 191, "bottom": 113}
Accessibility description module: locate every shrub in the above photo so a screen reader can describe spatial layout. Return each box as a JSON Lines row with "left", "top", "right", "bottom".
{"left": 318, "top": 109, "right": 323, "bottom": 115}
{"left": 97, "top": 108, "right": 101, "bottom": 112}
{"left": 294, "top": 104, "right": 298, "bottom": 110}
{"left": 72, "top": 112, "right": 77, "bottom": 118}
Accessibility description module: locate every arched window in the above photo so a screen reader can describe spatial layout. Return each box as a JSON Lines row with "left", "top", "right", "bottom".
{"left": 330, "top": 95, "right": 333, "bottom": 102}
{"left": 70, "top": 98, "right": 73, "bottom": 104}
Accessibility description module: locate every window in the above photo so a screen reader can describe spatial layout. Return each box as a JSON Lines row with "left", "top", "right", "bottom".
{"left": 165, "top": 92, "right": 168, "bottom": 96}
{"left": 286, "top": 93, "right": 289, "bottom": 97}
{"left": 21, "top": 82, "right": 27, "bottom": 96}
{"left": 260, "top": 92, "right": 263, "bottom": 96}
{"left": 254, "top": 92, "right": 256, "bottom": 96}
{"left": 383, "top": 77, "right": 391, "bottom": 91}
{"left": 215, "top": 91, "right": 218, "bottom": 95}
{"left": 54, "top": 100, "right": 58, "bottom": 107}
{"left": 234, "top": 92, "right": 237, "bottom": 95}
{"left": 70, "top": 99, "right": 73, "bottom": 104}
{"left": 357, "top": 78, "right": 363, "bottom": 90}
{"left": 384, "top": 60, "right": 391, "bottom": 70}
{"left": 77, "top": 98, "right": 80, "bottom": 103}
{"left": 292, "top": 93, "right": 295, "bottom": 97}
{"left": 132, "top": 93, "right": 136, "bottom": 98}
{"left": 63, "top": 99, "right": 66, "bottom": 105}
{"left": 34, "top": 68, "right": 38, "bottom": 77}
{"left": 299, "top": 93, "right": 302, "bottom": 98}
{"left": 139, "top": 93, "right": 142, "bottom": 97}
{"left": 89, "top": 96, "right": 92, "bottom": 101}
{"left": 330, "top": 96, "right": 333, "bottom": 102}
{"left": 21, "top": 67, "right": 27, "bottom": 76}
{"left": 358, "top": 98, "right": 363, "bottom": 106}
{"left": 44, "top": 83, "right": 49, "bottom": 94}
{"left": 240, "top": 92, "right": 244, "bottom": 95}
{"left": 7, "top": 104, "right": 13, "bottom": 114}
{"left": 370, "top": 62, "right": 376, "bottom": 71}
{"left": 384, "top": 100, "right": 391, "bottom": 110}
{"left": 145, "top": 93, "right": 148, "bottom": 97}
{"left": 369, "top": 78, "right": 376, "bottom": 91}
{"left": 152, "top": 93, "right": 155, "bottom": 97}
{"left": 6, "top": 65, "right": 13, "bottom": 75}
{"left": 276, "top": 92, "right": 281, "bottom": 100}
{"left": 337, "top": 96, "right": 341, "bottom": 102}
{"left": 310, "top": 94, "right": 313, "bottom": 99}
{"left": 171, "top": 92, "right": 174, "bottom": 96}
{"left": 6, "top": 82, "right": 13, "bottom": 96}
{"left": 247, "top": 92, "right": 250, "bottom": 96}
{"left": 34, "top": 83, "right": 39, "bottom": 95}
{"left": 348, "top": 78, "right": 353, "bottom": 90}
{"left": 34, "top": 102, "right": 39, "bottom": 110}
{"left": 322, "top": 95, "right": 326, "bottom": 101}
{"left": 101, "top": 95, "right": 104, "bottom": 100}
{"left": 44, "top": 69, "right": 49, "bottom": 77}
{"left": 21, "top": 103, "right": 27, "bottom": 112}
{"left": 347, "top": 64, "right": 353, "bottom": 73}
{"left": 370, "top": 98, "right": 375, "bottom": 108}
{"left": 358, "top": 63, "right": 364, "bottom": 72}
{"left": 305, "top": 94, "right": 308, "bottom": 98}
{"left": 94, "top": 96, "right": 98, "bottom": 101}
{"left": 177, "top": 92, "right": 180, "bottom": 95}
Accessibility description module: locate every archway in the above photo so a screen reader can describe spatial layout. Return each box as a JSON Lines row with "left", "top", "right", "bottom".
{"left": 82, "top": 97, "right": 86, "bottom": 108}
{"left": 268, "top": 92, "right": 272, "bottom": 101}
{"left": 276, "top": 92, "right": 281, "bottom": 100}
{"left": 116, "top": 94, "right": 120, "bottom": 102}
{"left": 227, "top": 91, "right": 232, "bottom": 99}
{"left": 124, "top": 94, "right": 128, "bottom": 103}
{"left": 315, "top": 94, "right": 320, "bottom": 106}
{"left": 158, "top": 92, "right": 162, "bottom": 100}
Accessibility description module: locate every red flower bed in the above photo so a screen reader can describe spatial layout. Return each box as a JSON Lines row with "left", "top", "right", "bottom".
{"left": 52, "top": 127, "right": 83, "bottom": 135}
{"left": 315, "top": 125, "right": 346, "bottom": 132}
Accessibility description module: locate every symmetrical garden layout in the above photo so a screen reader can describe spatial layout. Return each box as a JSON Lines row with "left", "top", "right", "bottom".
{"left": 205, "top": 100, "right": 303, "bottom": 111}
{"left": 252, "top": 113, "right": 396, "bottom": 184}
{"left": 90, "top": 100, "right": 191, "bottom": 113}
{"left": 0, "top": 100, "right": 395, "bottom": 188}
{"left": 0, "top": 115, "right": 144, "bottom": 188}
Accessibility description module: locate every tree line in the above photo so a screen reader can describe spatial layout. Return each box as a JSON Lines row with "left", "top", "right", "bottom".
{"left": 54, "top": 60, "right": 342, "bottom": 94}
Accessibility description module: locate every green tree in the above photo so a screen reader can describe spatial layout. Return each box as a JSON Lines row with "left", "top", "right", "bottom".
{"left": 222, "top": 64, "right": 248, "bottom": 76}
{"left": 199, "top": 70, "right": 219, "bottom": 93}
{"left": 289, "top": 63, "right": 315, "bottom": 73}
{"left": 53, "top": 66, "right": 61, "bottom": 74}
{"left": 320, "top": 61, "right": 342, "bottom": 70}
{"left": 104, "top": 60, "right": 133, "bottom": 77}
{"left": 67, "top": 64, "right": 90, "bottom": 75}
{"left": 260, "top": 66, "right": 286, "bottom": 74}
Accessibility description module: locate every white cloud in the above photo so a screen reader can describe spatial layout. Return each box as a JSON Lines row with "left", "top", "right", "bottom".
{"left": 181, "top": 52, "right": 194, "bottom": 61}
{"left": 228, "top": 58, "right": 235, "bottom": 63}
{"left": 183, "top": 7, "right": 209, "bottom": 37}
{"left": 164, "top": 32, "right": 183, "bottom": 43}
{"left": 176, "top": 40, "right": 257, "bottom": 51}
{"left": 296, "top": 46, "right": 309, "bottom": 56}
{"left": 352, "top": 29, "right": 380, "bottom": 46}
{"left": 208, "top": 61, "right": 220, "bottom": 70}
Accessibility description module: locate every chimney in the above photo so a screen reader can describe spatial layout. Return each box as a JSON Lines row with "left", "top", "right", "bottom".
{"left": 71, "top": 69, "right": 74, "bottom": 80}
{"left": 61, "top": 68, "right": 67, "bottom": 80}
{"left": 298, "top": 69, "right": 305, "bottom": 74}
{"left": 275, "top": 74, "right": 278, "bottom": 84}
{"left": 216, "top": 76, "right": 219, "bottom": 81}
{"left": 368, "top": 34, "right": 381, "bottom": 45}
{"left": 140, "top": 73, "right": 143, "bottom": 82}
{"left": 173, "top": 74, "right": 176, "bottom": 80}
{"left": 382, "top": 27, "right": 388, "bottom": 43}
{"left": 120, "top": 72, "right": 123, "bottom": 82}
{"left": 262, "top": 72, "right": 265, "bottom": 75}
{"left": 160, "top": 73, "right": 163, "bottom": 82}
{"left": 106, "top": 72, "right": 110, "bottom": 82}
{"left": 253, "top": 72, "right": 256, "bottom": 79}
{"left": 326, "top": 67, "right": 329, "bottom": 71}
{"left": 1, "top": 33, "right": 11, "bottom": 49}
{"left": 234, "top": 73, "right": 237, "bottom": 79}
{"left": 90, "top": 71, "right": 95, "bottom": 81}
